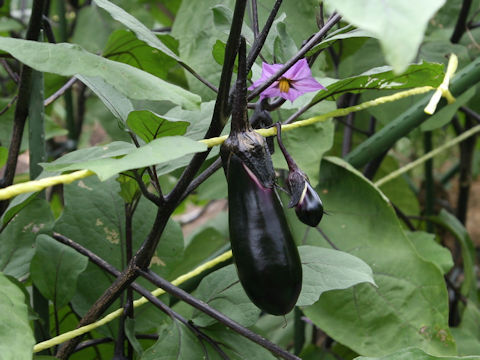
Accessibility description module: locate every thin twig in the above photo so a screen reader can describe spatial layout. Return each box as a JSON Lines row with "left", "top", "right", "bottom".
{"left": 451, "top": 0, "right": 472, "bottom": 43}
{"left": 315, "top": 226, "right": 339, "bottom": 250}
{"left": 0, "top": 95, "right": 18, "bottom": 116}
{"left": 44, "top": 77, "right": 78, "bottom": 107}
{"left": 460, "top": 106, "right": 480, "bottom": 123}
{"left": 246, "top": 0, "right": 283, "bottom": 71}
{"left": 251, "top": 0, "right": 259, "bottom": 39}
{"left": 1, "top": 59, "right": 20, "bottom": 83}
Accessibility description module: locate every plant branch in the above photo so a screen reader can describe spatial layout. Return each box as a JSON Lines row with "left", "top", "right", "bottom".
{"left": 0, "top": 0, "right": 46, "bottom": 213}
{"left": 451, "top": 0, "right": 472, "bottom": 43}
{"left": 166, "top": 0, "right": 247, "bottom": 205}
{"left": 248, "top": 13, "right": 341, "bottom": 100}
{"left": 44, "top": 77, "right": 78, "bottom": 107}
{"left": 1, "top": 59, "right": 19, "bottom": 83}
{"left": 251, "top": 0, "right": 260, "bottom": 39}
{"left": 139, "top": 269, "right": 300, "bottom": 360}
{"left": 180, "top": 158, "right": 223, "bottom": 203}
{"left": 246, "top": 0, "right": 283, "bottom": 71}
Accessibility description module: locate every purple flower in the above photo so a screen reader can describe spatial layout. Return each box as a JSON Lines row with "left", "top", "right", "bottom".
{"left": 248, "top": 59, "right": 326, "bottom": 102}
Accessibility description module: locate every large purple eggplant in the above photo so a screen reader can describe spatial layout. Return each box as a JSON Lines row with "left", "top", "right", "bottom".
{"left": 220, "top": 38, "right": 301, "bottom": 315}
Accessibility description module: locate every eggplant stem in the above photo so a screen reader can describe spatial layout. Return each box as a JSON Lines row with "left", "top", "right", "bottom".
{"left": 275, "top": 122, "right": 299, "bottom": 172}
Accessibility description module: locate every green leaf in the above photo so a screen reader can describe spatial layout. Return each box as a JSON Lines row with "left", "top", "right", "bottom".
{"left": 421, "top": 87, "right": 476, "bottom": 131}
{"left": 54, "top": 176, "right": 184, "bottom": 334}
{"left": 141, "top": 319, "right": 205, "bottom": 360}
{"left": 0, "top": 272, "right": 35, "bottom": 360}
{"left": 203, "top": 324, "right": 277, "bottom": 360}
{"left": 0, "top": 198, "right": 54, "bottom": 279}
{"left": 191, "top": 265, "right": 261, "bottom": 327}
{"left": 71, "top": 5, "right": 113, "bottom": 53}
{"left": 294, "top": 157, "right": 455, "bottom": 356}
{"left": 0, "top": 37, "right": 200, "bottom": 109}
{"left": 355, "top": 347, "right": 480, "bottom": 360}
{"left": 273, "top": 20, "right": 298, "bottom": 63}
{"left": 324, "top": 0, "right": 447, "bottom": 73}
{"left": 297, "top": 245, "right": 376, "bottom": 306}
{"left": 93, "top": 0, "right": 180, "bottom": 61}
{"left": 312, "top": 62, "right": 445, "bottom": 104}
{"left": 77, "top": 75, "right": 134, "bottom": 123}
{"left": 451, "top": 302, "right": 480, "bottom": 356}
{"left": 306, "top": 26, "right": 372, "bottom": 56}
{"left": 406, "top": 231, "right": 453, "bottom": 275}
{"left": 126, "top": 110, "right": 189, "bottom": 143}
{"left": 30, "top": 234, "right": 88, "bottom": 308}
{"left": 102, "top": 29, "right": 177, "bottom": 79}
{"left": 42, "top": 136, "right": 207, "bottom": 181}
{"left": 430, "top": 210, "right": 476, "bottom": 301}
{"left": 374, "top": 155, "right": 420, "bottom": 217}
{"left": 0, "top": 146, "right": 7, "bottom": 167}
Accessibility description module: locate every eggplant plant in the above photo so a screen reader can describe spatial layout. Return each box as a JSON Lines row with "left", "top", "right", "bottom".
{"left": 0, "top": 1, "right": 479, "bottom": 360}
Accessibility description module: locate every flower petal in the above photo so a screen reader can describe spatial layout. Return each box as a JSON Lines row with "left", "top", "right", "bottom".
{"left": 261, "top": 62, "right": 283, "bottom": 77}
{"left": 280, "top": 87, "right": 303, "bottom": 102}
{"left": 291, "top": 77, "right": 326, "bottom": 93}
{"left": 284, "top": 59, "right": 312, "bottom": 80}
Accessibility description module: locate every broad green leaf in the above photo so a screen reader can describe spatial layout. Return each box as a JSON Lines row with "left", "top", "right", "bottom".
{"left": 406, "top": 231, "right": 453, "bottom": 275}
{"left": 430, "top": 210, "right": 476, "bottom": 301}
{"left": 71, "top": 5, "right": 113, "bottom": 53}
{"left": 294, "top": 157, "right": 455, "bottom": 356}
{"left": 421, "top": 87, "right": 476, "bottom": 131}
{"left": 0, "top": 17, "right": 23, "bottom": 32}
{"left": 0, "top": 198, "right": 54, "bottom": 279}
{"left": 102, "top": 29, "right": 177, "bottom": 79}
{"left": 0, "top": 273, "right": 35, "bottom": 360}
{"left": 169, "top": 211, "right": 229, "bottom": 279}
{"left": 77, "top": 75, "right": 134, "bottom": 123}
{"left": 312, "top": 62, "right": 444, "bottom": 104}
{"left": 0, "top": 37, "right": 200, "bottom": 109}
{"left": 141, "top": 319, "right": 204, "bottom": 360}
{"left": 0, "top": 146, "right": 7, "bottom": 167}
{"left": 324, "top": 0, "right": 447, "bottom": 73}
{"left": 126, "top": 110, "right": 189, "bottom": 143}
{"left": 203, "top": 324, "right": 277, "bottom": 360}
{"left": 30, "top": 234, "right": 88, "bottom": 308}
{"left": 374, "top": 155, "right": 420, "bottom": 217}
{"left": 93, "top": 0, "right": 180, "bottom": 61}
{"left": 297, "top": 246, "right": 376, "bottom": 306}
{"left": 54, "top": 176, "right": 184, "bottom": 335}
{"left": 355, "top": 347, "right": 480, "bottom": 360}
{"left": 191, "top": 265, "right": 261, "bottom": 327}
{"left": 42, "top": 136, "right": 207, "bottom": 181}
{"left": 451, "top": 302, "right": 480, "bottom": 356}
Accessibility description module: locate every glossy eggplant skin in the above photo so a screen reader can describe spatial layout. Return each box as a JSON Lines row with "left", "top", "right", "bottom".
{"left": 226, "top": 153, "right": 302, "bottom": 315}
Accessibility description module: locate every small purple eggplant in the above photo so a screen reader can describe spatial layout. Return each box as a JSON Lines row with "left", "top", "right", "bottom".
{"left": 276, "top": 123, "right": 324, "bottom": 227}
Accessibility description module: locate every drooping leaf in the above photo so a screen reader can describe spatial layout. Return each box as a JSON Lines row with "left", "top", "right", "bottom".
{"left": 41, "top": 136, "right": 207, "bottom": 181}
{"left": 311, "top": 62, "right": 444, "bottom": 104}
{"left": 93, "top": 0, "right": 180, "bottom": 61}
{"left": 406, "top": 231, "right": 453, "bottom": 275}
{"left": 324, "top": 0, "right": 447, "bottom": 73}
{"left": 0, "top": 273, "right": 35, "bottom": 360}
{"left": 0, "top": 37, "right": 200, "bottom": 109}
{"left": 30, "top": 234, "right": 88, "bottom": 308}
{"left": 126, "top": 110, "right": 190, "bottom": 143}
{"left": 77, "top": 75, "right": 134, "bottom": 123}
{"left": 289, "top": 157, "right": 455, "bottom": 356}
{"left": 297, "top": 246, "right": 376, "bottom": 306}
{"left": 0, "top": 198, "right": 54, "bottom": 279}
{"left": 306, "top": 26, "right": 372, "bottom": 56}
{"left": 54, "top": 176, "right": 184, "bottom": 335}
{"left": 355, "top": 347, "right": 480, "bottom": 360}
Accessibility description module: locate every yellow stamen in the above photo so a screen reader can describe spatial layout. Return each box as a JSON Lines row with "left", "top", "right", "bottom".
{"left": 278, "top": 78, "right": 291, "bottom": 93}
